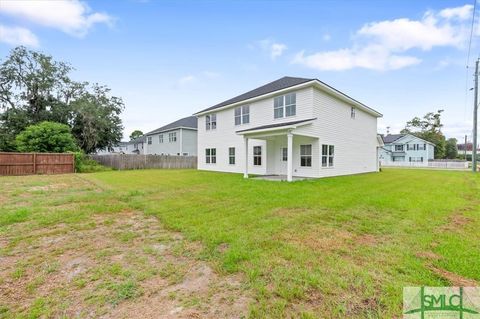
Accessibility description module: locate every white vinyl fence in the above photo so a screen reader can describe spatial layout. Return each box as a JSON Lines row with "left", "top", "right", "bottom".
{"left": 381, "top": 160, "right": 468, "bottom": 169}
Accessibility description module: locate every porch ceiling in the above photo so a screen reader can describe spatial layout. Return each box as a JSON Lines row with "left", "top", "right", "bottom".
{"left": 236, "top": 118, "right": 316, "bottom": 138}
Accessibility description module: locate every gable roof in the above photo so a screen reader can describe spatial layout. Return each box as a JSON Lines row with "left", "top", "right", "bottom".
{"left": 195, "top": 77, "right": 313, "bottom": 115}
{"left": 146, "top": 116, "right": 197, "bottom": 135}
{"left": 383, "top": 133, "right": 435, "bottom": 146}
{"left": 383, "top": 134, "right": 405, "bottom": 144}
{"left": 194, "top": 76, "right": 382, "bottom": 117}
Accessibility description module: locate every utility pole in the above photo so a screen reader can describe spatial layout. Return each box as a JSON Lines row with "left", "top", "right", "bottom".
{"left": 465, "top": 135, "right": 468, "bottom": 160}
{"left": 473, "top": 58, "right": 479, "bottom": 172}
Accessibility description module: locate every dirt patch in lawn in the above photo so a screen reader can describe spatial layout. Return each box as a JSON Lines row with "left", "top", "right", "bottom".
{"left": 429, "top": 266, "right": 478, "bottom": 287}
{"left": 0, "top": 211, "right": 251, "bottom": 318}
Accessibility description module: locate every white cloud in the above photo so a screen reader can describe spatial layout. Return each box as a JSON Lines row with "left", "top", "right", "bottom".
{"left": 203, "top": 71, "right": 220, "bottom": 79}
{"left": 0, "top": 0, "right": 113, "bottom": 37}
{"left": 0, "top": 25, "right": 39, "bottom": 47}
{"left": 257, "top": 39, "right": 287, "bottom": 60}
{"left": 322, "top": 33, "right": 331, "bottom": 41}
{"left": 178, "top": 75, "right": 196, "bottom": 85}
{"left": 293, "top": 4, "right": 473, "bottom": 71}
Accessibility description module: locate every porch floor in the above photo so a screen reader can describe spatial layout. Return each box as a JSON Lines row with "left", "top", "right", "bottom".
{"left": 251, "top": 175, "right": 311, "bottom": 182}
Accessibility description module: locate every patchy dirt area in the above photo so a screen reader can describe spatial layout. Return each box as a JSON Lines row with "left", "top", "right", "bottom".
{"left": 0, "top": 176, "right": 250, "bottom": 318}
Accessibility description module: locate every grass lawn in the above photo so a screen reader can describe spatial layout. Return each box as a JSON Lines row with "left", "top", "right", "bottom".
{"left": 1, "top": 168, "right": 479, "bottom": 318}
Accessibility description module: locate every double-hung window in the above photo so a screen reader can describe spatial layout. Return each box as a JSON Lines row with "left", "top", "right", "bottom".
{"left": 300, "top": 145, "right": 312, "bottom": 167}
{"left": 147, "top": 136, "right": 152, "bottom": 145}
{"left": 159, "top": 134, "right": 163, "bottom": 143}
{"left": 321, "top": 144, "right": 334, "bottom": 167}
{"left": 274, "top": 93, "right": 296, "bottom": 118}
{"left": 229, "top": 147, "right": 235, "bottom": 165}
{"left": 395, "top": 145, "right": 404, "bottom": 151}
{"left": 234, "top": 106, "right": 250, "bottom": 125}
{"left": 169, "top": 132, "right": 177, "bottom": 142}
{"left": 206, "top": 114, "right": 217, "bottom": 130}
{"left": 253, "top": 146, "right": 262, "bottom": 166}
{"left": 351, "top": 107, "right": 356, "bottom": 119}
{"left": 205, "top": 148, "right": 216, "bottom": 164}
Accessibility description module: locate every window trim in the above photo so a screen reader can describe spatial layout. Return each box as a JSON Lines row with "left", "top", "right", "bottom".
{"left": 300, "top": 144, "right": 312, "bottom": 167}
{"left": 229, "top": 147, "right": 235, "bottom": 165}
{"left": 159, "top": 134, "right": 163, "bottom": 143}
{"left": 206, "top": 113, "right": 217, "bottom": 131}
{"left": 205, "top": 148, "right": 216, "bottom": 164}
{"left": 281, "top": 147, "right": 287, "bottom": 162}
{"left": 168, "top": 132, "right": 177, "bottom": 143}
{"left": 351, "top": 107, "right": 356, "bottom": 119}
{"left": 274, "top": 93, "right": 296, "bottom": 119}
{"left": 234, "top": 105, "right": 250, "bottom": 125}
{"left": 147, "top": 136, "right": 152, "bottom": 145}
{"left": 253, "top": 146, "right": 262, "bottom": 166}
{"left": 321, "top": 144, "right": 335, "bottom": 168}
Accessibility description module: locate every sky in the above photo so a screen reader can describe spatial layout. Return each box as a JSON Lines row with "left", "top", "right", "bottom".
{"left": 0, "top": 0, "right": 478, "bottom": 142}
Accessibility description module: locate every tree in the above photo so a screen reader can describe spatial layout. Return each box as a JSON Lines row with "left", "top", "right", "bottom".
{"left": 445, "top": 138, "right": 458, "bottom": 159}
{"left": 16, "top": 121, "right": 78, "bottom": 153}
{"left": 401, "top": 110, "right": 446, "bottom": 159}
{"left": 0, "top": 46, "right": 124, "bottom": 153}
{"left": 129, "top": 130, "right": 143, "bottom": 141}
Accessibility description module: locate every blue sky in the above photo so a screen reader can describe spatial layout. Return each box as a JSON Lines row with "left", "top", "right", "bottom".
{"left": 0, "top": 0, "right": 478, "bottom": 142}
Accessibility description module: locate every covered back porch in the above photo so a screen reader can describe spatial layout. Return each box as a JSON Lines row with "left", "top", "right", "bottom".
{"left": 237, "top": 118, "right": 318, "bottom": 182}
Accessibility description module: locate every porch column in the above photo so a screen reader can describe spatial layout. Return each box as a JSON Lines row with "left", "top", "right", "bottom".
{"left": 244, "top": 136, "right": 249, "bottom": 178}
{"left": 287, "top": 132, "right": 293, "bottom": 182}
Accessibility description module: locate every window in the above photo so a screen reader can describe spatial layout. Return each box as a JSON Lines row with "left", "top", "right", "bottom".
{"left": 300, "top": 145, "right": 312, "bottom": 167}
{"left": 395, "top": 144, "right": 404, "bottom": 151}
{"left": 159, "top": 134, "right": 163, "bottom": 143}
{"left": 234, "top": 106, "right": 250, "bottom": 125}
{"left": 253, "top": 146, "right": 262, "bottom": 166}
{"left": 205, "top": 148, "right": 216, "bottom": 164}
{"left": 169, "top": 132, "right": 177, "bottom": 142}
{"left": 282, "top": 147, "right": 287, "bottom": 161}
{"left": 322, "top": 144, "right": 334, "bottom": 167}
{"left": 229, "top": 147, "right": 235, "bottom": 165}
{"left": 418, "top": 143, "right": 426, "bottom": 150}
{"left": 351, "top": 107, "right": 356, "bottom": 119}
{"left": 147, "top": 136, "right": 152, "bottom": 145}
{"left": 206, "top": 114, "right": 217, "bottom": 130}
{"left": 274, "top": 93, "right": 296, "bottom": 118}
{"left": 409, "top": 157, "right": 424, "bottom": 162}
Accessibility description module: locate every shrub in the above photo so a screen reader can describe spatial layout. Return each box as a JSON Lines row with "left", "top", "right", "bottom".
{"left": 73, "top": 152, "right": 110, "bottom": 173}
{"left": 16, "top": 121, "right": 78, "bottom": 153}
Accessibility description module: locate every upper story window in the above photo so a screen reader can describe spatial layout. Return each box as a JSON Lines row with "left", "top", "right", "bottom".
{"left": 206, "top": 114, "right": 217, "bottom": 130}
{"left": 395, "top": 145, "right": 404, "bottom": 151}
{"left": 234, "top": 106, "right": 250, "bottom": 125}
{"left": 274, "top": 93, "right": 296, "bottom": 119}
{"left": 351, "top": 107, "right": 356, "bottom": 119}
{"left": 147, "top": 136, "right": 152, "bottom": 145}
{"left": 169, "top": 132, "right": 177, "bottom": 142}
{"left": 159, "top": 134, "right": 163, "bottom": 143}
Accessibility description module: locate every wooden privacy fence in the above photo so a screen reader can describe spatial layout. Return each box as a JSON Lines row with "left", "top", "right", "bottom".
{"left": 91, "top": 154, "right": 197, "bottom": 170}
{"left": 0, "top": 152, "right": 75, "bottom": 176}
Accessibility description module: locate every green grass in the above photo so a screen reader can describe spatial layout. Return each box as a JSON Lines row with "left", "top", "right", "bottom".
{"left": 1, "top": 168, "right": 479, "bottom": 318}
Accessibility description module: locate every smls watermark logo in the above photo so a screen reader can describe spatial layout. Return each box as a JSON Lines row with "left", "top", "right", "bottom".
{"left": 404, "top": 287, "right": 480, "bottom": 319}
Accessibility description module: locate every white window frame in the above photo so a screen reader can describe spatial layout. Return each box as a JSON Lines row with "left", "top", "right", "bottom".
{"left": 229, "top": 147, "right": 235, "bottom": 165}
{"left": 169, "top": 132, "right": 177, "bottom": 142}
{"left": 274, "top": 93, "right": 296, "bottom": 119}
{"left": 205, "top": 148, "right": 216, "bottom": 164}
{"left": 159, "top": 134, "right": 163, "bottom": 143}
{"left": 281, "top": 147, "right": 287, "bottom": 162}
{"left": 253, "top": 146, "right": 262, "bottom": 166}
{"left": 351, "top": 107, "right": 356, "bottom": 119}
{"left": 300, "top": 144, "right": 312, "bottom": 167}
{"left": 234, "top": 106, "right": 250, "bottom": 125}
{"left": 321, "top": 144, "right": 334, "bottom": 168}
{"left": 147, "top": 136, "right": 152, "bottom": 145}
{"left": 395, "top": 144, "right": 404, "bottom": 151}
{"left": 206, "top": 114, "right": 217, "bottom": 130}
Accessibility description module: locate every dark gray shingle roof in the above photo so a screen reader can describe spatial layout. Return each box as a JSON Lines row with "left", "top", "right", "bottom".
{"left": 146, "top": 116, "right": 198, "bottom": 135}
{"left": 236, "top": 118, "right": 316, "bottom": 133}
{"left": 383, "top": 134, "right": 405, "bottom": 144}
{"left": 195, "top": 76, "right": 314, "bottom": 114}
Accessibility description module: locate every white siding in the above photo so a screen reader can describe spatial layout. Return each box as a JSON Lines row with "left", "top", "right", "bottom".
{"left": 146, "top": 128, "right": 197, "bottom": 155}
{"left": 197, "top": 85, "right": 379, "bottom": 178}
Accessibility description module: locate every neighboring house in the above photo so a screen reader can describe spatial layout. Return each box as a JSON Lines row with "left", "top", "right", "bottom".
{"left": 379, "top": 134, "right": 435, "bottom": 165}
{"left": 144, "top": 116, "right": 197, "bottom": 155}
{"left": 457, "top": 143, "right": 479, "bottom": 159}
{"left": 194, "top": 76, "right": 383, "bottom": 181}
{"left": 96, "top": 136, "right": 145, "bottom": 155}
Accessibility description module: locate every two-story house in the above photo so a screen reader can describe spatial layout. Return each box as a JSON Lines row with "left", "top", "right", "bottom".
{"left": 144, "top": 116, "right": 198, "bottom": 156}
{"left": 194, "top": 76, "right": 383, "bottom": 181}
{"left": 379, "top": 134, "right": 435, "bottom": 165}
